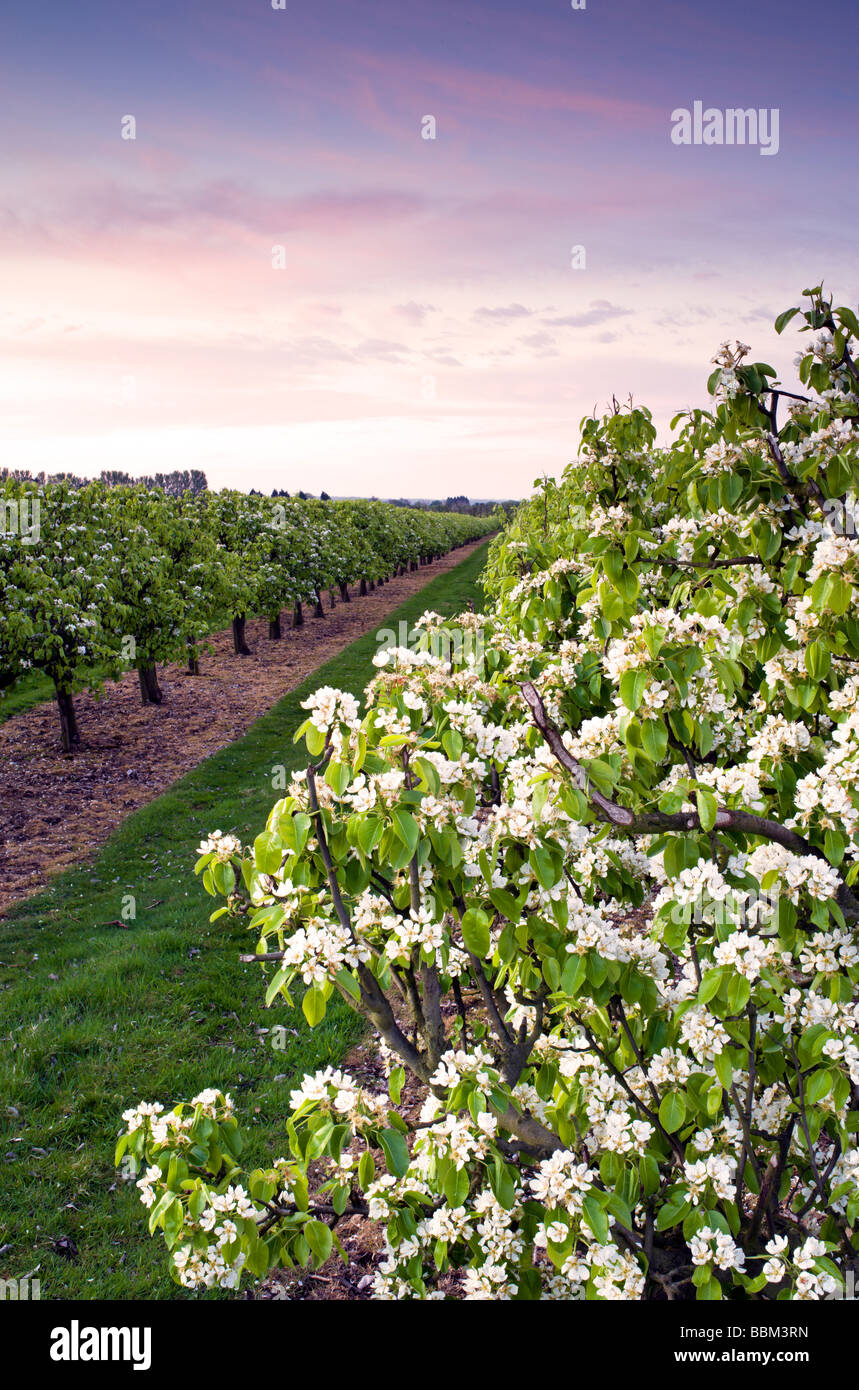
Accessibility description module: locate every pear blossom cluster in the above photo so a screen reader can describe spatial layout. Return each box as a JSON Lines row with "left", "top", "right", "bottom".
{"left": 301, "top": 685, "right": 361, "bottom": 733}
{"left": 288, "top": 1066, "right": 390, "bottom": 1135}
{"left": 279, "top": 916, "right": 371, "bottom": 985}
{"left": 759, "top": 1235, "right": 841, "bottom": 1299}
{"left": 197, "top": 830, "right": 242, "bottom": 862}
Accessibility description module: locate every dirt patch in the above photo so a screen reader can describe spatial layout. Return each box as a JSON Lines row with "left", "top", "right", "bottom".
{"left": 0, "top": 541, "right": 489, "bottom": 916}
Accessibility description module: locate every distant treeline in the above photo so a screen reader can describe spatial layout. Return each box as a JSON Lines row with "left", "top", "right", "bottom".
{"left": 1, "top": 471, "right": 518, "bottom": 513}
{"left": 269, "top": 490, "right": 516, "bottom": 515}
{"left": 389, "top": 495, "right": 519, "bottom": 518}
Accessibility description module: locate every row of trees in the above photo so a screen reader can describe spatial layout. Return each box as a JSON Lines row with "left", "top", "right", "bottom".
{"left": 123, "top": 285, "right": 859, "bottom": 1300}
{"left": 0, "top": 487, "right": 495, "bottom": 752}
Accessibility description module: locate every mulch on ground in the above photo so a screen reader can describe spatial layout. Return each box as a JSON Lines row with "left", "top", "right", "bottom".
{"left": 0, "top": 542, "right": 488, "bottom": 916}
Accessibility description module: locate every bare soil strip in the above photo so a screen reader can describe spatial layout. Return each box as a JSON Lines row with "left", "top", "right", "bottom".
{"left": 0, "top": 541, "right": 488, "bottom": 915}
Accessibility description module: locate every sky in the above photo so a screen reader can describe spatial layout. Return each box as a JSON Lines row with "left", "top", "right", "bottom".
{"left": 1, "top": 0, "right": 857, "bottom": 499}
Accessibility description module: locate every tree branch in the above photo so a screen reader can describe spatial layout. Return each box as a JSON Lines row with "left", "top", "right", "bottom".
{"left": 520, "top": 682, "right": 859, "bottom": 920}
{"left": 306, "top": 764, "right": 432, "bottom": 1082}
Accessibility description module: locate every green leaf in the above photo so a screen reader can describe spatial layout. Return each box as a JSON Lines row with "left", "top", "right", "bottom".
{"left": 245, "top": 1235, "right": 270, "bottom": 1277}
{"left": 304, "top": 1219, "right": 333, "bottom": 1265}
{"left": 530, "top": 846, "right": 559, "bottom": 889}
{"left": 292, "top": 813, "right": 312, "bottom": 856}
{"left": 582, "top": 1194, "right": 609, "bottom": 1244}
{"left": 805, "top": 1069, "right": 831, "bottom": 1106}
{"left": 598, "top": 581, "right": 624, "bottom": 622}
{"left": 775, "top": 307, "right": 799, "bottom": 334}
{"left": 391, "top": 808, "right": 420, "bottom": 855}
{"left": 642, "top": 624, "right": 666, "bottom": 658}
{"left": 489, "top": 1157, "right": 517, "bottom": 1211}
{"left": 334, "top": 967, "right": 360, "bottom": 1002}
{"left": 379, "top": 1128, "right": 410, "bottom": 1178}
{"left": 659, "top": 1091, "right": 686, "bottom": 1134}
{"left": 358, "top": 1149, "right": 375, "bottom": 1190}
{"left": 560, "top": 952, "right": 587, "bottom": 996}
{"left": 461, "top": 907, "right": 491, "bottom": 958}
{"left": 837, "top": 306, "right": 859, "bottom": 338}
{"left": 696, "top": 787, "right": 718, "bottom": 833}
{"left": 656, "top": 1193, "right": 692, "bottom": 1231}
{"left": 306, "top": 724, "right": 326, "bottom": 757}
{"left": 302, "top": 986, "right": 327, "bottom": 1027}
{"left": 265, "top": 967, "right": 292, "bottom": 1007}
{"left": 697, "top": 968, "right": 723, "bottom": 1005}
{"left": 325, "top": 760, "right": 351, "bottom": 797}
{"left": 620, "top": 669, "right": 648, "bottom": 713}
{"left": 413, "top": 757, "right": 441, "bottom": 795}
{"left": 254, "top": 830, "right": 283, "bottom": 875}
{"left": 602, "top": 550, "right": 624, "bottom": 587}
{"left": 212, "top": 860, "right": 235, "bottom": 896}
{"left": 356, "top": 816, "right": 382, "bottom": 855}
{"left": 640, "top": 718, "right": 668, "bottom": 762}
{"left": 443, "top": 1164, "right": 470, "bottom": 1208}
{"left": 805, "top": 639, "right": 831, "bottom": 681}
{"left": 640, "top": 1154, "right": 660, "bottom": 1198}
{"left": 615, "top": 568, "right": 640, "bottom": 605}
{"left": 489, "top": 888, "right": 520, "bottom": 922}
{"left": 442, "top": 729, "right": 463, "bottom": 760}
{"left": 714, "top": 1049, "right": 734, "bottom": 1090}
{"left": 824, "top": 573, "right": 852, "bottom": 616}
{"left": 725, "top": 973, "right": 751, "bottom": 1015}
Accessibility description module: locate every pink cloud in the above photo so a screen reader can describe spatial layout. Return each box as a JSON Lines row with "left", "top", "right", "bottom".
{"left": 350, "top": 48, "right": 659, "bottom": 127}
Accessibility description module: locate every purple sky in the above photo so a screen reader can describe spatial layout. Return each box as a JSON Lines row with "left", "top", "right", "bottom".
{"left": 2, "top": 0, "right": 857, "bottom": 497}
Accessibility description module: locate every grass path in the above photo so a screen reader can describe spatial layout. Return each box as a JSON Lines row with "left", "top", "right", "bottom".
{"left": 0, "top": 541, "right": 489, "bottom": 1300}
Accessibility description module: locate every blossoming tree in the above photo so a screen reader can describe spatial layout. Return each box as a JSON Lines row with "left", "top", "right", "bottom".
{"left": 121, "top": 287, "right": 859, "bottom": 1300}
{"left": 0, "top": 479, "right": 126, "bottom": 750}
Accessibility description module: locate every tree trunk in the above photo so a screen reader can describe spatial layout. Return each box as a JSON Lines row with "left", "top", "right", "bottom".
{"left": 55, "top": 685, "right": 80, "bottom": 753}
{"left": 329, "top": 589, "right": 337, "bottom": 610}
{"left": 359, "top": 578, "right": 367, "bottom": 596}
{"left": 293, "top": 601, "right": 303, "bottom": 628}
{"left": 138, "top": 664, "right": 164, "bottom": 705}
{"left": 268, "top": 613, "right": 282, "bottom": 640}
{"left": 187, "top": 639, "right": 199, "bottom": 675}
{"left": 338, "top": 581, "right": 350, "bottom": 603}
{"left": 410, "top": 560, "right": 419, "bottom": 572}
{"left": 314, "top": 589, "right": 326, "bottom": 619}
{"left": 232, "top": 615, "right": 251, "bottom": 655}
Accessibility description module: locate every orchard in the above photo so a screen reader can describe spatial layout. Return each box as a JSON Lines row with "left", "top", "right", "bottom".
{"left": 0, "top": 488, "right": 493, "bottom": 752}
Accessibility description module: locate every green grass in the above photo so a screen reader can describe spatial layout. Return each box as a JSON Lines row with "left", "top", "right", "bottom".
{"left": 0, "top": 542, "right": 489, "bottom": 1300}
{"left": 0, "top": 669, "right": 58, "bottom": 723}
